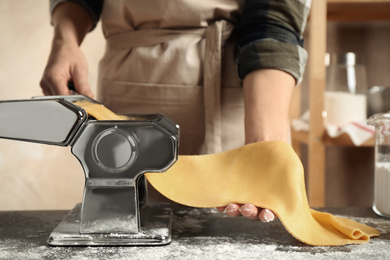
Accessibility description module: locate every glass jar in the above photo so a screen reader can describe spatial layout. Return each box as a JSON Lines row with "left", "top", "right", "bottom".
{"left": 325, "top": 52, "right": 368, "bottom": 126}
{"left": 368, "top": 113, "right": 390, "bottom": 217}
{"left": 367, "top": 86, "right": 390, "bottom": 117}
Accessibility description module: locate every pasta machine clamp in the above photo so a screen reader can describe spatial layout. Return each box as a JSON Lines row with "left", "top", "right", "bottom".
{"left": 0, "top": 95, "right": 179, "bottom": 246}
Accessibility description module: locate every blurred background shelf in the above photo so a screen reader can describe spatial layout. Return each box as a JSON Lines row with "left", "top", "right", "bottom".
{"left": 291, "top": 0, "right": 390, "bottom": 207}
{"left": 328, "top": 0, "right": 390, "bottom": 21}
{"left": 291, "top": 129, "right": 375, "bottom": 147}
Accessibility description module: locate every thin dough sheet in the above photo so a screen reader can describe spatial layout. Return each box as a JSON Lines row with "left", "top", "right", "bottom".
{"left": 146, "top": 141, "right": 380, "bottom": 246}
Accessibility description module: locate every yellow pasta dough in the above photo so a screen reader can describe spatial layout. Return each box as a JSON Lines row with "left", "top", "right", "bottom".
{"left": 75, "top": 99, "right": 380, "bottom": 246}
{"left": 146, "top": 141, "right": 380, "bottom": 246}
{"left": 75, "top": 99, "right": 129, "bottom": 120}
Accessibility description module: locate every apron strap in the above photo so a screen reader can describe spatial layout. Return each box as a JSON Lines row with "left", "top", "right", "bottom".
{"left": 106, "top": 28, "right": 206, "bottom": 48}
{"left": 203, "top": 20, "right": 234, "bottom": 154}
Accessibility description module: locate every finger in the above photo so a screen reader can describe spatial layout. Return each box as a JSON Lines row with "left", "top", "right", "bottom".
{"left": 259, "top": 208, "right": 276, "bottom": 223}
{"left": 239, "top": 203, "right": 259, "bottom": 220}
{"left": 39, "top": 80, "right": 52, "bottom": 96}
{"left": 42, "top": 89, "right": 51, "bottom": 96}
{"left": 216, "top": 206, "right": 226, "bottom": 213}
{"left": 224, "top": 203, "right": 242, "bottom": 217}
{"left": 76, "top": 81, "right": 94, "bottom": 98}
{"left": 41, "top": 86, "right": 52, "bottom": 96}
{"left": 72, "top": 65, "right": 94, "bottom": 98}
{"left": 40, "top": 74, "right": 70, "bottom": 96}
{"left": 55, "top": 81, "right": 72, "bottom": 95}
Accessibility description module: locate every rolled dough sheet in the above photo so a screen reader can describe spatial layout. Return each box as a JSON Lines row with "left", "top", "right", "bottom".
{"left": 146, "top": 141, "right": 380, "bottom": 246}
{"left": 75, "top": 100, "right": 380, "bottom": 246}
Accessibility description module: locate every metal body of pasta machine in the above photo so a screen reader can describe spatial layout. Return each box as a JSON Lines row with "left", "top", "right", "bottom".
{"left": 0, "top": 95, "right": 179, "bottom": 246}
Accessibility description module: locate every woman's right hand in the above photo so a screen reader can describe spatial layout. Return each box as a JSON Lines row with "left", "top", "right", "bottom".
{"left": 40, "top": 40, "right": 94, "bottom": 98}
{"left": 40, "top": 1, "right": 94, "bottom": 98}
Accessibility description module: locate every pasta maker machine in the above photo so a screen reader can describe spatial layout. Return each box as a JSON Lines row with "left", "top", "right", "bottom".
{"left": 0, "top": 95, "right": 179, "bottom": 246}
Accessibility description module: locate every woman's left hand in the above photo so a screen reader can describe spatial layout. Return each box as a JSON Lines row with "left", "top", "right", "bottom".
{"left": 217, "top": 204, "right": 276, "bottom": 222}
{"left": 216, "top": 69, "right": 295, "bottom": 223}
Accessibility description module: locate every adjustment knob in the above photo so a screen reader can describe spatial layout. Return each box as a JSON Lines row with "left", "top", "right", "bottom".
{"left": 92, "top": 127, "right": 137, "bottom": 173}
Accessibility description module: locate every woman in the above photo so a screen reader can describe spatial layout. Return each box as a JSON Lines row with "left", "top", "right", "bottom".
{"left": 41, "top": 0, "right": 311, "bottom": 223}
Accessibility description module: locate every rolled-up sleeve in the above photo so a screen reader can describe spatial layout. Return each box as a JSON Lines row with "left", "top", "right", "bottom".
{"left": 50, "top": 0, "right": 104, "bottom": 30}
{"left": 236, "top": 0, "right": 311, "bottom": 85}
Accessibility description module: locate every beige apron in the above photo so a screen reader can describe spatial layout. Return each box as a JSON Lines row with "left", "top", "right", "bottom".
{"left": 97, "top": 0, "right": 245, "bottom": 155}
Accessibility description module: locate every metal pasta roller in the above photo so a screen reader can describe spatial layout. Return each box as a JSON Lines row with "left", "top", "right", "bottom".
{"left": 0, "top": 95, "right": 179, "bottom": 246}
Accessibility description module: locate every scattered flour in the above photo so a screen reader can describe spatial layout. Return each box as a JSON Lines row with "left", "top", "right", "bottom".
{"left": 0, "top": 208, "right": 389, "bottom": 260}
{"left": 1, "top": 236, "right": 389, "bottom": 260}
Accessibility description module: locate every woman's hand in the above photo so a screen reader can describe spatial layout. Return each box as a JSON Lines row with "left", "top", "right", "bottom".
{"left": 40, "top": 2, "right": 94, "bottom": 98}
{"left": 40, "top": 40, "right": 93, "bottom": 97}
{"left": 217, "top": 69, "right": 295, "bottom": 222}
{"left": 217, "top": 204, "right": 276, "bottom": 222}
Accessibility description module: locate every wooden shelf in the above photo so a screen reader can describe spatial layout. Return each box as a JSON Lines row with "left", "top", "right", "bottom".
{"left": 291, "top": 129, "right": 375, "bottom": 147}
{"left": 327, "top": 0, "right": 390, "bottom": 21}
{"left": 291, "top": 0, "right": 388, "bottom": 207}
{"left": 328, "top": 0, "right": 390, "bottom": 3}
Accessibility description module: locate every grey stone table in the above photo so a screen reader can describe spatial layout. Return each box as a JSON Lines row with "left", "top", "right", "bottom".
{"left": 0, "top": 207, "right": 389, "bottom": 260}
